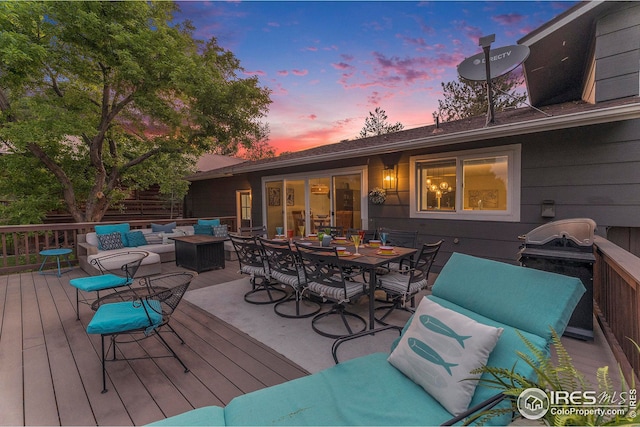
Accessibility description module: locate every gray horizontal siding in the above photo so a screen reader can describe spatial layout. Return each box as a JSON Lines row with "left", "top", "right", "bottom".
{"left": 595, "top": 3, "right": 640, "bottom": 102}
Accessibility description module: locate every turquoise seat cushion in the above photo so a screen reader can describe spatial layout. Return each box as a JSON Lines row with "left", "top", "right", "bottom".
{"left": 95, "top": 223, "right": 130, "bottom": 249}
{"left": 69, "top": 274, "right": 129, "bottom": 292}
{"left": 87, "top": 299, "right": 162, "bottom": 335}
{"left": 149, "top": 406, "right": 226, "bottom": 426}
{"left": 225, "top": 352, "right": 456, "bottom": 426}
{"left": 431, "top": 253, "right": 585, "bottom": 341}
{"left": 198, "top": 218, "right": 220, "bottom": 227}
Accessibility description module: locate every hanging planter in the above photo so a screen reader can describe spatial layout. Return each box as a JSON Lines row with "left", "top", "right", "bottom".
{"left": 368, "top": 187, "right": 387, "bottom": 205}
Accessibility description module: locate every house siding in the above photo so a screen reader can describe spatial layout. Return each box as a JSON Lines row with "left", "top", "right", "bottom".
{"left": 595, "top": 3, "right": 640, "bottom": 102}
{"left": 365, "top": 118, "right": 640, "bottom": 269}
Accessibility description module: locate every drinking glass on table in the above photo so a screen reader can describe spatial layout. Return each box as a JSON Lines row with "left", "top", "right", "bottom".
{"left": 358, "top": 229, "right": 365, "bottom": 243}
{"left": 380, "top": 232, "right": 388, "bottom": 246}
{"left": 351, "top": 234, "right": 361, "bottom": 255}
{"left": 276, "top": 226, "right": 283, "bottom": 236}
{"left": 298, "top": 225, "right": 305, "bottom": 238}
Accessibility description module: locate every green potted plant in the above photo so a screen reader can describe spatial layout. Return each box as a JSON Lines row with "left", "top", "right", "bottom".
{"left": 467, "top": 330, "right": 640, "bottom": 426}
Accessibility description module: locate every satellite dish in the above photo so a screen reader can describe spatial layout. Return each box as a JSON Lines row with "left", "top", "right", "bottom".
{"left": 457, "top": 44, "right": 530, "bottom": 81}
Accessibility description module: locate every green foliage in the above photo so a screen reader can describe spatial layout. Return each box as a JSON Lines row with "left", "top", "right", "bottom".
{"left": 436, "top": 71, "right": 527, "bottom": 122}
{"left": 0, "top": 1, "right": 271, "bottom": 223}
{"left": 359, "top": 107, "right": 404, "bottom": 138}
{"left": 467, "top": 330, "right": 640, "bottom": 426}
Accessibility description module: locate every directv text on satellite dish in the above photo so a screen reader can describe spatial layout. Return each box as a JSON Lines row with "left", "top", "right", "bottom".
{"left": 457, "top": 45, "right": 530, "bottom": 81}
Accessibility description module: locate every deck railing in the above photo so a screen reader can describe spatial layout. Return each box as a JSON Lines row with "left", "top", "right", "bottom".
{"left": 593, "top": 236, "right": 640, "bottom": 384}
{"left": 0, "top": 216, "right": 236, "bottom": 275}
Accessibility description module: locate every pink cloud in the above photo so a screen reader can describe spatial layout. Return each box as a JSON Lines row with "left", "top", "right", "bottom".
{"left": 331, "top": 62, "right": 352, "bottom": 70}
{"left": 291, "top": 69, "right": 309, "bottom": 76}
{"left": 243, "top": 69, "right": 266, "bottom": 76}
{"left": 492, "top": 13, "right": 525, "bottom": 26}
{"left": 304, "top": 46, "right": 318, "bottom": 52}
{"left": 277, "top": 70, "right": 289, "bottom": 76}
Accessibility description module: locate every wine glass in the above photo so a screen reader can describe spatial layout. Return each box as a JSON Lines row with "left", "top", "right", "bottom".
{"left": 380, "top": 232, "right": 388, "bottom": 246}
{"left": 351, "top": 234, "right": 361, "bottom": 255}
{"left": 298, "top": 225, "right": 305, "bottom": 238}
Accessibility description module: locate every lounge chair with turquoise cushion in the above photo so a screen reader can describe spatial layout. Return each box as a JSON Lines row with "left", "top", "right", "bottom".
{"left": 87, "top": 272, "right": 196, "bottom": 393}
{"left": 148, "top": 253, "right": 585, "bottom": 426}
{"left": 69, "top": 251, "right": 148, "bottom": 320}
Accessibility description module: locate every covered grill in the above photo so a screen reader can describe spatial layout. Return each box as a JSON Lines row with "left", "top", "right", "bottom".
{"left": 518, "top": 218, "right": 596, "bottom": 340}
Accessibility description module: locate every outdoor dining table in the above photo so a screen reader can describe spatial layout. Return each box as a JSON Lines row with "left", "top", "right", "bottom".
{"left": 293, "top": 237, "right": 418, "bottom": 330}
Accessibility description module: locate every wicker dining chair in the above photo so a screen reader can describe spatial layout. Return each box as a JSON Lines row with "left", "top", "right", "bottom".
{"left": 374, "top": 240, "right": 443, "bottom": 325}
{"left": 260, "top": 238, "right": 322, "bottom": 318}
{"left": 230, "top": 234, "right": 287, "bottom": 304}
{"left": 295, "top": 243, "right": 367, "bottom": 338}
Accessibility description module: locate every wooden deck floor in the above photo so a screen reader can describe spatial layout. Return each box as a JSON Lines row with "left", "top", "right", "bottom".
{"left": 0, "top": 264, "right": 308, "bottom": 426}
{"left": 0, "top": 262, "right": 624, "bottom": 426}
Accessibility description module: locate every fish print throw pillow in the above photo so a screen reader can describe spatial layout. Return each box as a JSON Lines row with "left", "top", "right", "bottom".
{"left": 387, "top": 297, "right": 503, "bottom": 416}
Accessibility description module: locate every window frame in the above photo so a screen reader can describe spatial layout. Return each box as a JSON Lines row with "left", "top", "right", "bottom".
{"left": 409, "top": 144, "right": 521, "bottom": 222}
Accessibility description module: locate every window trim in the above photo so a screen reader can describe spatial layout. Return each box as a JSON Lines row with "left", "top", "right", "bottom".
{"left": 409, "top": 144, "right": 521, "bottom": 222}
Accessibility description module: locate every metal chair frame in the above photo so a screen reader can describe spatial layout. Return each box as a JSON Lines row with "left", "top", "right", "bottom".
{"left": 230, "top": 234, "right": 287, "bottom": 304}
{"left": 260, "top": 238, "right": 322, "bottom": 318}
{"left": 70, "top": 251, "right": 148, "bottom": 320}
{"left": 374, "top": 240, "right": 443, "bottom": 325}
{"left": 90, "top": 272, "right": 197, "bottom": 393}
{"left": 295, "top": 243, "right": 367, "bottom": 338}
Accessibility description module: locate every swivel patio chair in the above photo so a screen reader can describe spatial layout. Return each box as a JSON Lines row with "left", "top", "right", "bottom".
{"left": 379, "top": 228, "right": 419, "bottom": 248}
{"left": 295, "top": 243, "right": 367, "bottom": 338}
{"left": 374, "top": 240, "right": 443, "bottom": 326}
{"left": 69, "top": 251, "right": 148, "bottom": 320}
{"left": 260, "top": 237, "right": 322, "bottom": 318}
{"left": 87, "top": 271, "right": 196, "bottom": 393}
{"left": 238, "top": 225, "right": 268, "bottom": 238}
{"left": 230, "top": 234, "right": 287, "bottom": 304}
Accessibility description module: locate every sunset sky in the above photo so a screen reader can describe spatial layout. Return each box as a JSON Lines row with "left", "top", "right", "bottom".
{"left": 175, "top": 1, "right": 577, "bottom": 154}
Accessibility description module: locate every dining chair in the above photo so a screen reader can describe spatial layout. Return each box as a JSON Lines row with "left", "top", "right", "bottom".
{"left": 69, "top": 251, "right": 148, "bottom": 320}
{"left": 230, "top": 234, "right": 287, "bottom": 304}
{"left": 238, "top": 225, "right": 268, "bottom": 238}
{"left": 379, "top": 228, "right": 419, "bottom": 248}
{"left": 374, "top": 240, "right": 444, "bottom": 325}
{"left": 87, "top": 271, "right": 197, "bottom": 393}
{"left": 295, "top": 243, "right": 367, "bottom": 338}
{"left": 260, "top": 238, "right": 322, "bottom": 318}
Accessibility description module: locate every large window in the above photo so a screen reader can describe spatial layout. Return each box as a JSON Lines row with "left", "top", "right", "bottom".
{"left": 410, "top": 145, "right": 521, "bottom": 222}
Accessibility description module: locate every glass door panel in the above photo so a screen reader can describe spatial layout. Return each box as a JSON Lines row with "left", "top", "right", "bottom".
{"left": 333, "top": 174, "right": 362, "bottom": 231}
{"left": 285, "top": 180, "right": 306, "bottom": 237}
{"left": 265, "top": 181, "right": 283, "bottom": 238}
{"left": 309, "top": 177, "right": 331, "bottom": 233}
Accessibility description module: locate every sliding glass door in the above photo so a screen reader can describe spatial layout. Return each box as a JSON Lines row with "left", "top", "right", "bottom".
{"left": 263, "top": 168, "right": 367, "bottom": 238}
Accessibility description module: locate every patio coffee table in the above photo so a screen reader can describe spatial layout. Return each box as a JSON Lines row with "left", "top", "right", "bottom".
{"left": 171, "top": 235, "right": 226, "bottom": 273}
{"left": 39, "top": 248, "right": 73, "bottom": 277}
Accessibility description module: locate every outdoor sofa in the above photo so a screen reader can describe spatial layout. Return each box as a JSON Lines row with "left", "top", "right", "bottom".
{"left": 149, "top": 252, "right": 585, "bottom": 426}
{"left": 77, "top": 220, "right": 231, "bottom": 277}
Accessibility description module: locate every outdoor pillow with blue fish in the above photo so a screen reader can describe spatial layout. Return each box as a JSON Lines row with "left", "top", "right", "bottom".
{"left": 387, "top": 297, "right": 503, "bottom": 416}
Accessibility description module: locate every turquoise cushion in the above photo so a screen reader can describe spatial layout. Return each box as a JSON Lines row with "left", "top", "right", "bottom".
{"left": 197, "top": 218, "right": 220, "bottom": 227}
{"left": 431, "top": 253, "right": 585, "bottom": 341}
{"left": 94, "top": 223, "right": 130, "bottom": 249}
{"left": 148, "top": 406, "right": 226, "bottom": 426}
{"left": 69, "top": 274, "right": 129, "bottom": 292}
{"left": 87, "top": 299, "right": 162, "bottom": 335}
{"left": 151, "top": 222, "right": 176, "bottom": 232}
{"left": 226, "top": 352, "right": 456, "bottom": 426}
{"left": 125, "top": 231, "right": 148, "bottom": 247}
{"left": 193, "top": 224, "right": 213, "bottom": 235}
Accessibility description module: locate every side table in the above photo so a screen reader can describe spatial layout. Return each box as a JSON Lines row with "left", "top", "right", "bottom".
{"left": 171, "top": 235, "right": 226, "bottom": 273}
{"left": 39, "top": 248, "right": 73, "bottom": 277}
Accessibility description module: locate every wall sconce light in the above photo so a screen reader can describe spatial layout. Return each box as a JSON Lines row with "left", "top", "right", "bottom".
{"left": 382, "top": 164, "right": 398, "bottom": 191}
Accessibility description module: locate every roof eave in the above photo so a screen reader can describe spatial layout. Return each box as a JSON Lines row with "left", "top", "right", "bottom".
{"left": 188, "top": 102, "right": 640, "bottom": 180}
